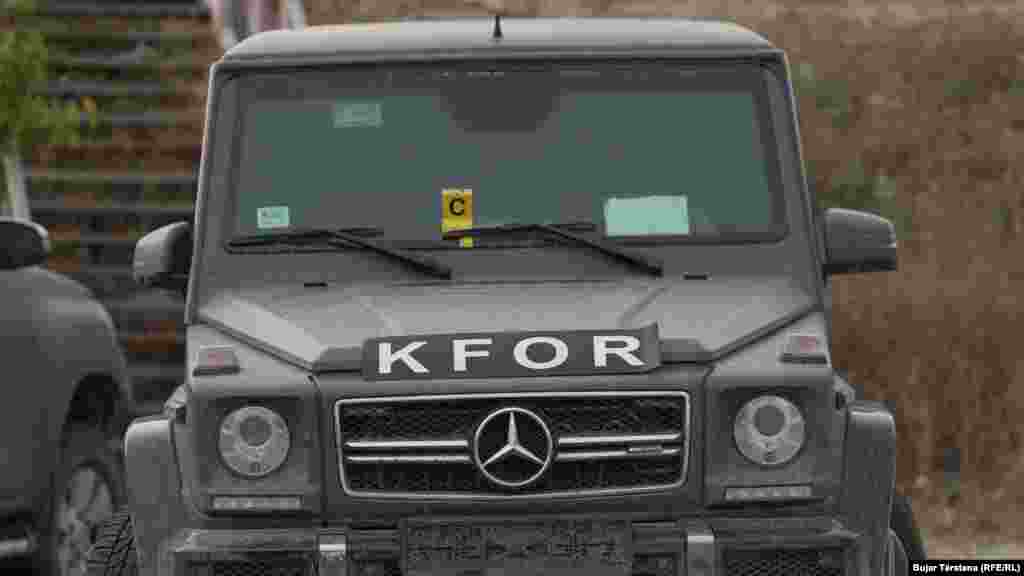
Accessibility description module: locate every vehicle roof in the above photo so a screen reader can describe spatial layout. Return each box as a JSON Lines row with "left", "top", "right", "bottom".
{"left": 223, "top": 17, "right": 778, "bottom": 61}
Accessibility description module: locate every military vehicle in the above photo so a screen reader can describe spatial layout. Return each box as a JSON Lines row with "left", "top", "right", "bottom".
{"left": 87, "top": 17, "right": 924, "bottom": 576}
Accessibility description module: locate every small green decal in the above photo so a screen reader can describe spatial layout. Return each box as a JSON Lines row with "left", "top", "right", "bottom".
{"left": 257, "top": 206, "right": 290, "bottom": 229}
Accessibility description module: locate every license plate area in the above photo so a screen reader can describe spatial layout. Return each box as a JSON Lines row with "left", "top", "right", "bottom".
{"left": 404, "top": 519, "right": 633, "bottom": 576}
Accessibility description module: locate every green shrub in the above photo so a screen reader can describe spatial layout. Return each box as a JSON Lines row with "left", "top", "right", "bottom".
{"left": 794, "top": 62, "right": 853, "bottom": 128}
{"left": 817, "top": 157, "right": 914, "bottom": 237}
{"left": 0, "top": 0, "right": 95, "bottom": 157}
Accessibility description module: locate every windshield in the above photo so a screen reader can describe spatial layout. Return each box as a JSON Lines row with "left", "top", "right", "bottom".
{"left": 230, "top": 61, "right": 787, "bottom": 246}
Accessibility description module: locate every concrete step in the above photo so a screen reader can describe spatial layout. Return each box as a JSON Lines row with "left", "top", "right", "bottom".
{"left": 119, "top": 329, "right": 186, "bottom": 356}
{"left": 120, "top": 335, "right": 187, "bottom": 376}
{"left": 26, "top": 169, "right": 198, "bottom": 208}
{"left": 35, "top": 79, "right": 185, "bottom": 99}
{"left": 31, "top": 200, "right": 194, "bottom": 219}
{"left": 87, "top": 110, "right": 202, "bottom": 130}
{"left": 41, "top": 28, "right": 210, "bottom": 48}
{"left": 50, "top": 232, "right": 139, "bottom": 248}
{"left": 104, "top": 293, "right": 185, "bottom": 333}
{"left": 25, "top": 2, "right": 210, "bottom": 19}
{"left": 48, "top": 53, "right": 207, "bottom": 81}
{"left": 26, "top": 169, "right": 197, "bottom": 187}
{"left": 28, "top": 141, "right": 202, "bottom": 174}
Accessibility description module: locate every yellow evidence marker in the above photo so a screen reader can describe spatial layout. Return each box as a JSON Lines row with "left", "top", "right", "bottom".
{"left": 441, "top": 188, "right": 474, "bottom": 247}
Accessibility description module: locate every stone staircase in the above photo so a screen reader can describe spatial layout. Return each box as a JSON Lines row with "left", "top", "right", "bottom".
{"left": 7, "top": 1, "right": 222, "bottom": 415}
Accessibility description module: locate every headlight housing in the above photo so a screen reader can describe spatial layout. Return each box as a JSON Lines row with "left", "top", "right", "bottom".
{"left": 219, "top": 405, "right": 291, "bottom": 478}
{"left": 733, "top": 395, "right": 805, "bottom": 466}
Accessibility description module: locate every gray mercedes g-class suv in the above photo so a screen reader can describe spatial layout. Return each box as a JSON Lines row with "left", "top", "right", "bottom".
{"left": 88, "top": 17, "right": 924, "bottom": 576}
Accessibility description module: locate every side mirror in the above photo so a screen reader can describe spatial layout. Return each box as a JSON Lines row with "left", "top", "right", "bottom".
{"left": 824, "top": 208, "right": 897, "bottom": 275}
{"left": 0, "top": 218, "right": 50, "bottom": 270}
{"left": 133, "top": 221, "right": 192, "bottom": 293}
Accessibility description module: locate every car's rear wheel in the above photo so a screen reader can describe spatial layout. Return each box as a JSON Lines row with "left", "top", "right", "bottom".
{"left": 85, "top": 510, "right": 137, "bottom": 576}
{"left": 38, "top": 424, "right": 124, "bottom": 576}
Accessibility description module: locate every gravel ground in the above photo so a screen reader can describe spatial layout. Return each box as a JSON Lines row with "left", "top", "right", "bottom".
{"left": 927, "top": 538, "right": 1024, "bottom": 560}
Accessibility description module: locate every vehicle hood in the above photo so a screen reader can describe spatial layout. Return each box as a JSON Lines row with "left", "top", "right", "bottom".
{"left": 197, "top": 275, "right": 815, "bottom": 372}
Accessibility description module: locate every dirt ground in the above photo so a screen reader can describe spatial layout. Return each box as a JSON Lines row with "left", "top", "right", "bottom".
{"left": 300, "top": 0, "right": 1024, "bottom": 556}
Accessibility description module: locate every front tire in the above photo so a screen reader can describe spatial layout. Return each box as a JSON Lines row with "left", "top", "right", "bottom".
{"left": 85, "top": 510, "right": 138, "bottom": 576}
{"left": 38, "top": 424, "right": 125, "bottom": 576}
{"left": 892, "top": 491, "right": 927, "bottom": 561}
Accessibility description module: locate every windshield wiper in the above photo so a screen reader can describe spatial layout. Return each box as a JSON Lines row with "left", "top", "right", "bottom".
{"left": 443, "top": 221, "right": 663, "bottom": 277}
{"left": 227, "top": 227, "right": 453, "bottom": 280}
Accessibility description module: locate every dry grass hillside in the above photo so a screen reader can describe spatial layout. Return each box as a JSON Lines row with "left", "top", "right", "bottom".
{"left": 302, "top": 0, "right": 1024, "bottom": 552}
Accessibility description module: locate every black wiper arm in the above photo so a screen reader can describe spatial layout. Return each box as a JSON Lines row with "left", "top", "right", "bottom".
{"left": 443, "top": 221, "right": 663, "bottom": 277}
{"left": 228, "top": 227, "right": 452, "bottom": 280}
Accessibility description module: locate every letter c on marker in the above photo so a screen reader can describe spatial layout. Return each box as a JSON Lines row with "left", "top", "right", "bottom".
{"left": 513, "top": 337, "right": 569, "bottom": 370}
{"left": 449, "top": 197, "right": 465, "bottom": 216}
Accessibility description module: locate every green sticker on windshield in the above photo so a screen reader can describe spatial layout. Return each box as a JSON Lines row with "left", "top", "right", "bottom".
{"left": 604, "top": 195, "right": 690, "bottom": 236}
{"left": 333, "top": 101, "right": 383, "bottom": 128}
{"left": 257, "top": 206, "right": 290, "bottom": 229}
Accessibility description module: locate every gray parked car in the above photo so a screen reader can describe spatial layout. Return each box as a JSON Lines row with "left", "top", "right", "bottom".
{"left": 1, "top": 175, "right": 131, "bottom": 576}
{"left": 88, "top": 17, "right": 923, "bottom": 576}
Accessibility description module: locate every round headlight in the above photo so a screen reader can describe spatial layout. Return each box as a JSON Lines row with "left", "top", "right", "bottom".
{"left": 733, "top": 395, "right": 805, "bottom": 466}
{"left": 219, "top": 405, "right": 291, "bottom": 478}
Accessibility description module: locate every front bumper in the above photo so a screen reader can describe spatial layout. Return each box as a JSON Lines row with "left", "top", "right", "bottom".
{"left": 158, "top": 516, "right": 873, "bottom": 576}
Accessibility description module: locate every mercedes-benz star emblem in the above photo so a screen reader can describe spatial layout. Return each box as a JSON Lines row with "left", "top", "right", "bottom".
{"left": 473, "top": 407, "right": 553, "bottom": 488}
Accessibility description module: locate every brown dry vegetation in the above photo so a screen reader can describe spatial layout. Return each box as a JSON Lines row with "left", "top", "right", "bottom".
{"left": 300, "top": 0, "right": 1024, "bottom": 547}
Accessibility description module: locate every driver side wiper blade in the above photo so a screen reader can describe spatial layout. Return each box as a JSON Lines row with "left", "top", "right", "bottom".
{"left": 443, "top": 221, "right": 663, "bottom": 277}
{"left": 227, "top": 227, "right": 453, "bottom": 280}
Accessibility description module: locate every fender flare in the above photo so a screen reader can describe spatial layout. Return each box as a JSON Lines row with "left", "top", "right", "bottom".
{"left": 124, "top": 415, "right": 186, "bottom": 575}
{"left": 840, "top": 401, "right": 897, "bottom": 576}
{"left": 31, "top": 296, "right": 131, "bottom": 526}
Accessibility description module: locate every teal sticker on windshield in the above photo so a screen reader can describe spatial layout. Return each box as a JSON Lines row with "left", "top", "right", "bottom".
{"left": 333, "top": 101, "right": 383, "bottom": 128}
{"left": 604, "top": 195, "right": 690, "bottom": 236}
{"left": 257, "top": 206, "right": 290, "bottom": 229}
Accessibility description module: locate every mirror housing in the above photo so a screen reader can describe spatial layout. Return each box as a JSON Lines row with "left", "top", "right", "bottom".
{"left": 0, "top": 218, "right": 50, "bottom": 270}
{"left": 133, "top": 221, "right": 192, "bottom": 293}
{"left": 824, "top": 208, "right": 898, "bottom": 275}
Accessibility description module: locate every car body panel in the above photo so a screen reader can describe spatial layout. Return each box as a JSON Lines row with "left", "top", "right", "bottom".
{"left": 0, "top": 265, "right": 130, "bottom": 518}
{"left": 124, "top": 415, "right": 187, "bottom": 575}
{"left": 223, "top": 18, "right": 776, "bottom": 61}
{"left": 195, "top": 275, "right": 814, "bottom": 372}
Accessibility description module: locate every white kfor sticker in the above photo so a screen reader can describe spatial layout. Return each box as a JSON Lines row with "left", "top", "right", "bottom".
{"left": 257, "top": 206, "right": 290, "bottom": 229}
{"left": 333, "top": 101, "right": 383, "bottom": 128}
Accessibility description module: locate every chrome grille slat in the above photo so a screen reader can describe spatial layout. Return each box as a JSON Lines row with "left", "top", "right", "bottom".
{"left": 346, "top": 454, "right": 472, "bottom": 464}
{"left": 336, "top": 391, "right": 690, "bottom": 499}
{"left": 556, "top": 447, "right": 681, "bottom": 462}
{"left": 345, "top": 439, "right": 468, "bottom": 450}
{"left": 559, "top": 432, "right": 682, "bottom": 446}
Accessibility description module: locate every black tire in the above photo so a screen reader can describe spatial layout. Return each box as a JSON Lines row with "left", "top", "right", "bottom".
{"left": 85, "top": 511, "right": 138, "bottom": 576}
{"left": 37, "top": 423, "right": 125, "bottom": 576}
{"left": 892, "top": 491, "right": 927, "bottom": 561}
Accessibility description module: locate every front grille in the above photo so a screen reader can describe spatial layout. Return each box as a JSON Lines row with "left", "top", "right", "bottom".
{"left": 336, "top": 392, "right": 689, "bottom": 497}
{"left": 187, "top": 554, "right": 311, "bottom": 576}
{"left": 723, "top": 547, "right": 845, "bottom": 576}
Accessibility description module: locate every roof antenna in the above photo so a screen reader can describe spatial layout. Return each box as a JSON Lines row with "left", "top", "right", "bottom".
{"left": 492, "top": 12, "right": 503, "bottom": 40}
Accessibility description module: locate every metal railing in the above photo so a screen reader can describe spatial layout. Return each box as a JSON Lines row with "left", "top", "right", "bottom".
{"left": 212, "top": 0, "right": 307, "bottom": 50}
{"left": 2, "top": 154, "right": 30, "bottom": 221}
